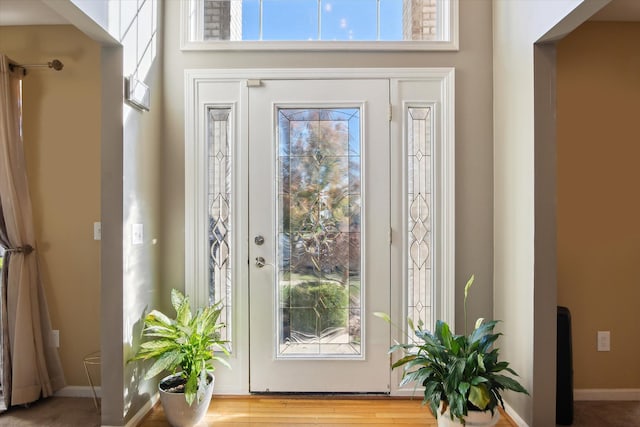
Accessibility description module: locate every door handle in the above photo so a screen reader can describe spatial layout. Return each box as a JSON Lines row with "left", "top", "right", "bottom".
{"left": 255, "top": 256, "right": 266, "bottom": 268}
{"left": 254, "top": 235, "right": 265, "bottom": 246}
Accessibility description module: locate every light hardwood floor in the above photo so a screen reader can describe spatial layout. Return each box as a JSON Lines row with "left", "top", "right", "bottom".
{"left": 1, "top": 396, "right": 636, "bottom": 426}
{"left": 139, "top": 396, "right": 517, "bottom": 426}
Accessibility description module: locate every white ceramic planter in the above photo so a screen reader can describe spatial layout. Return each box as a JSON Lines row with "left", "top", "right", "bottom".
{"left": 158, "top": 373, "right": 214, "bottom": 427}
{"left": 437, "top": 405, "right": 500, "bottom": 427}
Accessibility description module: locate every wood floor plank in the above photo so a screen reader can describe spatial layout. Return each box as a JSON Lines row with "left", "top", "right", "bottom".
{"left": 137, "top": 396, "right": 517, "bottom": 426}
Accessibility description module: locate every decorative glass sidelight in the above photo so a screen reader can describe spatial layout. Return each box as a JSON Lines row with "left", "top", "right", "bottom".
{"left": 277, "top": 108, "right": 362, "bottom": 357}
{"left": 208, "top": 107, "right": 232, "bottom": 344}
{"left": 407, "top": 106, "right": 433, "bottom": 333}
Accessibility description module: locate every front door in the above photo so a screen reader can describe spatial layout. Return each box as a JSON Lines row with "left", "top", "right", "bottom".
{"left": 249, "top": 79, "right": 391, "bottom": 392}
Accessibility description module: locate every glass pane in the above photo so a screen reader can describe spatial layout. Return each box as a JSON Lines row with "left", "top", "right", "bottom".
{"left": 203, "top": 0, "right": 232, "bottom": 40}
{"left": 277, "top": 107, "right": 361, "bottom": 358}
{"left": 379, "top": 0, "right": 403, "bottom": 41}
{"left": 263, "top": 0, "right": 318, "bottom": 40}
{"left": 320, "top": 0, "right": 378, "bottom": 41}
{"left": 240, "top": 0, "right": 260, "bottom": 40}
{"left": 403, "top": 0, "right": 438, "bottom": 41}
{"left": 407, "top": 106, "right": 432, "bottom": 334}
{"left": 195, "top": 0, "right": 442, "bottom": 42}
{"left": 208, "top": 107, "right": 232, "bottom": 344}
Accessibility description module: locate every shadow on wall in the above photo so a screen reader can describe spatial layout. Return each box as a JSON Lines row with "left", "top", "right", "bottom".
{"left": 125, "top": 306, "right": 153, "bottom": 419}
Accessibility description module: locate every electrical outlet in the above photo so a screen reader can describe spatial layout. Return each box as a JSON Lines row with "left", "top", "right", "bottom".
{"left": 597, "top": 331, "right": 610, "bottom": 352}
{"left": 51, "top": 330, "right": 59, "bottom": 348}
{"left": 93, "top": 222, "right": 101, "bottom": 240}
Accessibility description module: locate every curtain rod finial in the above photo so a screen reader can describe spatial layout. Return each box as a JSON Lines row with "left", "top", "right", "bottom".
{"left": 49, "top": 60, "right": 63, "bottom": 71}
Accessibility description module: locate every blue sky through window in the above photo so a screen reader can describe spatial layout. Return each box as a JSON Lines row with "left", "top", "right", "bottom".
{"left": 240, "top": 0, "right": 403, "bottom": 41}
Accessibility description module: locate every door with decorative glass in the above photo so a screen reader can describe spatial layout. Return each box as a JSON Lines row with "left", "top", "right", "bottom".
{"left": 185, "top": 69, "right": 454, "bottom": 394}
{"left": 249, "top": 79, "right": 391, "bottom": 392}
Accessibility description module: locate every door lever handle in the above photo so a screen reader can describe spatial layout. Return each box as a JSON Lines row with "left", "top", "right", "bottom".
{"left": 255, "top": 256, "right": 266, "bottom": 268}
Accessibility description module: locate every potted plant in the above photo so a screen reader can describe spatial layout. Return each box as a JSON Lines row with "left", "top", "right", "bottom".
{"left": 376, "top": 275, "right": 528, "bottom": 426}
{"left": 130, "top": 289, "right": 230, "bottom": 427}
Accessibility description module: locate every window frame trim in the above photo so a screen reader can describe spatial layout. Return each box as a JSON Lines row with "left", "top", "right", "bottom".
{"left": 180, "top": 0, "right": 459, "bottom": 51}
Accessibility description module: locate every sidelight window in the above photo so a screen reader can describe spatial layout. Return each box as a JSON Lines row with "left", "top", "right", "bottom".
{"left": 207, "top": 107, "right": 233, "bottom": 344}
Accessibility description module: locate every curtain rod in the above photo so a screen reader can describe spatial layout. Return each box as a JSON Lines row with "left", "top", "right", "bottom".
{"left": 8, "top": 59, "right": 64, "bottom": 76}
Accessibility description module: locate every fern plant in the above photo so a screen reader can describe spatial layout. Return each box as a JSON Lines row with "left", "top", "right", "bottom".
{"left": 376, "top": 276, "right": 528, "bottom": 424}
{"left": 130, "top": 289, "right": 230, "bottom": 405}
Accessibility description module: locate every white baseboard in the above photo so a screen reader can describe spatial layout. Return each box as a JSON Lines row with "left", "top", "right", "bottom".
{"left": 574, "top": 388, "right": 640, "bottom": 401}
{"left": 123, "top": 392, "right": 159, "bottom": 427}
{"left": 101, "top": 392, "right": 159, "bottom": 427}
{"left": 55, "top": 385, "right": 102, "bottom": 398}
{"left": 503, "top": 401, "right": 529, "bottom": 427}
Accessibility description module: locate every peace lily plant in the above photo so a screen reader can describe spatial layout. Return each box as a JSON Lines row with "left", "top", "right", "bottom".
{"left": 130, "top": 289, "right": 230, "bottom": 406}
{"left": 376, "top": 276, "right": 528, "bottom": 425}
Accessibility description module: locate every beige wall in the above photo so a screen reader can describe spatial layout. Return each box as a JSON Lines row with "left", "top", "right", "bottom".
{"left": 0, "top": 25, "right": 101, "bottom": 387}
{"left": 557, "top": 21, "right": 640, "bottom": 390}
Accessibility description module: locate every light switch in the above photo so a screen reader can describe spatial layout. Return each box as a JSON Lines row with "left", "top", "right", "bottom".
{"left": 132, "top": 223, "right": 144, "bottom": 245}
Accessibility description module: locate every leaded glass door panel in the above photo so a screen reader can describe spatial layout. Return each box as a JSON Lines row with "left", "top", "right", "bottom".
{"left": 249, "top": 79, "right": 390, "bottom": 392}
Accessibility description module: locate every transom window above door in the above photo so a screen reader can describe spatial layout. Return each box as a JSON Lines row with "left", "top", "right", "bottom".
{"left": 181, "top": 0, "right": 458, "bottom": 50}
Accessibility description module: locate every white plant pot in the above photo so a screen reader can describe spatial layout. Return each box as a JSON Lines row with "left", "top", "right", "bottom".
{"left": 437, "top": 404, "right": 500, "bottom": 427}
{"left": 158, "top": 372, "right": 214, "bottom": 427}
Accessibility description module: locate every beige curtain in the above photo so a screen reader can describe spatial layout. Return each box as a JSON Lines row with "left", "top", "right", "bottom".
{"left": 0, "top": 54, "right": 65, "bottom": 410}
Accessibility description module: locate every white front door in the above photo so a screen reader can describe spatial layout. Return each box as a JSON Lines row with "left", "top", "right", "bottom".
{"left": 248, "top": 79, "right": 391, "bottom": 392}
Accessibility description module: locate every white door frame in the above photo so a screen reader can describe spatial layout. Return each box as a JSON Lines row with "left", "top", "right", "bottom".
{"left": 184, "top": 68, "right": 455, "bottom": 395}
